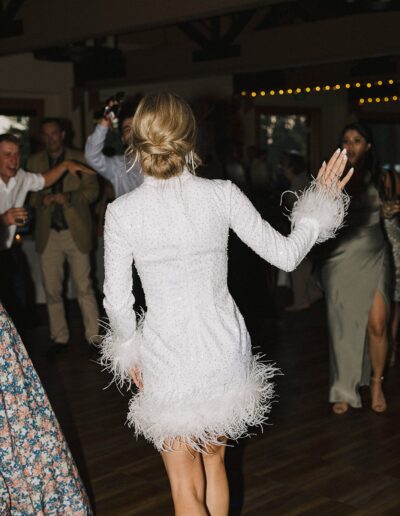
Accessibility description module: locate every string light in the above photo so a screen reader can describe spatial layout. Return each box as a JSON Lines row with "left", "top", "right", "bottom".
{"left": 358, "top": 95, "right": 400, "bottom": 105}
{"left": 240, "top": 79, "right": 398, "bottom": 98}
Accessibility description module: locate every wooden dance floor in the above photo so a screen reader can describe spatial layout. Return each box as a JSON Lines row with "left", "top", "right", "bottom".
{"left": 26, "top": 298, "right": 400, "bottom": 515}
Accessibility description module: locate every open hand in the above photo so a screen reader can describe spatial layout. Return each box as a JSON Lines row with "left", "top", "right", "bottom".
{"left": 130, "top": 367, "right": 143, "bottom": 390}
{"left": 316, "top": 148, "right": 353, "bottom": 191}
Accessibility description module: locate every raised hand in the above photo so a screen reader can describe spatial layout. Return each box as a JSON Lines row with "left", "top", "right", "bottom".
{"left": 100, "top": 98, "right": 119, "bottom": 128}
{"left": 316, "top": 148, "right": 353, "bottom": 191}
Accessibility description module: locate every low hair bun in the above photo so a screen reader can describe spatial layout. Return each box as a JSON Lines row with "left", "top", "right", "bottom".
{"left": 129, "top": 92, "right": 201, "bottom": 179}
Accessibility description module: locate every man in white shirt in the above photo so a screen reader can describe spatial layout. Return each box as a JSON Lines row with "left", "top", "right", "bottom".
{"left": 0, "top": 133, "right": 95, "bottom": 329}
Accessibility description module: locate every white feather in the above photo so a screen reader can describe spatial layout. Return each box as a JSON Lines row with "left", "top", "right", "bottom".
{"left": 97, "top": 318, "right": 143, "bottom": 389}
{"left": 126, "top": 355, "right": 281, "bottom": 453}
{"left": 290, "top": 179, "right": 350, "bottom": 243}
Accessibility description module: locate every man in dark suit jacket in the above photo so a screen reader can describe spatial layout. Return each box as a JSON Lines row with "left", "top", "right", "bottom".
{"left": 29, "top": 118, "right": 99, "bottom": 346}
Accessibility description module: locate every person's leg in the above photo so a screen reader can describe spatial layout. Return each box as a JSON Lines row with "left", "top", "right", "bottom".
{"left": 202, "top": 439, "right": 229, "bottom": 516}
{"left": 161, "top": 441, "right": 207, "bottom": 516}
{"left": 64, "top": 231, "right": 99, "bottom": 342}
{"left": 367, "top": 289, "right": 389, "bottom": 412}
{"left": 390, "top": 301, "right": 400, "bottom": 366}
{"left": 40, "top": 230, "right": 69, "bottom": 343}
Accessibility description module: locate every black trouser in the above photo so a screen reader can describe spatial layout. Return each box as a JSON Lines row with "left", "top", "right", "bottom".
{"left": 0, "top": 244, "right": 35, "bottom": 331}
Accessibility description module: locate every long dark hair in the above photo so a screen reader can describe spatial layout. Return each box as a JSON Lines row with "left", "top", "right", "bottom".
{"left": 339, "top": 122, "right": 380, "bottom": 187}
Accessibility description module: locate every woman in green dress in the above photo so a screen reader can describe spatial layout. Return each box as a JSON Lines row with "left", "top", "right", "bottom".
{"left": 321, "top": 122, "right": 390, "bottom": 414}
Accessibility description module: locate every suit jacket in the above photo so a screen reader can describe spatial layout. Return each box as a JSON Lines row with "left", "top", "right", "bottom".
{"left": 28, "top": 148, "right": 99, "bottom": 254}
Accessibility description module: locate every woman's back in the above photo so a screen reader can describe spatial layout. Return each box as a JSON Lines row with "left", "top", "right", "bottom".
{"left": 112, "top": 170, "right": 230, "bottom": 310}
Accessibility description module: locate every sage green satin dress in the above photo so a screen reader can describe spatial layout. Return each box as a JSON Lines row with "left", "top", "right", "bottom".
{"left": 321, "top": 180, "right": 390, "bottom": 408}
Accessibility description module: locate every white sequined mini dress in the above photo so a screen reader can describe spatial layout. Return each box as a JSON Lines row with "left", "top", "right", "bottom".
{"left": 101, "top": 169, "right": 347, "bottom": 451}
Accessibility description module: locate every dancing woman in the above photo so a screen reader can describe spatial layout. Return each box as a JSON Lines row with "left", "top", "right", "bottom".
{"left": 100, "top": 92, "right": 351, "bottom": 516}
{"left": 321, "top": 122, "right": 390, "bottom": 415}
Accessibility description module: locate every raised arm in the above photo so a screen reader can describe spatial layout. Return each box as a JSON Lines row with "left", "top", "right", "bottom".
{"left": 100, "top": 201, "right": 138, "bottom": 387}
{"left": 228, "top": 149, "right": 352, "bottom": 272}
{"left": 85, "top": 124, "right": 116, "bottom": 181}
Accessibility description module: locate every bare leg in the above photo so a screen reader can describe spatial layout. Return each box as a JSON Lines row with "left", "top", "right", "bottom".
{"left": 161, "top": 441, "right": 208, "bottom": 516}
{"left": 390, "top": 301, "right": 400, "bottom": 366}
{"left": 202, "top": 438, "right": 229, "bottom": 516}
{"left": 367, "top": 289, "right": 389, "bottom": 412}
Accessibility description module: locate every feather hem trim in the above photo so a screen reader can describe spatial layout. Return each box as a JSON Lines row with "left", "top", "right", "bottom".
{"left": 127, "top": 355, "right": 281, "bottom": 453}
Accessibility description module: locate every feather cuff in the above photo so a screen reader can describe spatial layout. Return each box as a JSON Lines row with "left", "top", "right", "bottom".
{"left": 98, "top": 322, "right": 142, "bottom": 389}
{"left": 290, "top": 179, "right": 350, "bottom": 243}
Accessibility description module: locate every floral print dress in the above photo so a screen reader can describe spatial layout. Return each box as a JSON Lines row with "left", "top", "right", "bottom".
{"left": 0, "top": 303, "right": 91, "bottom": 515}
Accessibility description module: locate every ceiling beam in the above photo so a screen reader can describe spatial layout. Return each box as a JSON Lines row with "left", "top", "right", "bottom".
{"left": 86, "top": 11, "right": 400, "bottom": 88}
{"left": 0, "top": 0, "right": 285, "bottom": 55}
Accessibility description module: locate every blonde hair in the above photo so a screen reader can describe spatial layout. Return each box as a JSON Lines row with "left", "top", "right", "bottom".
{"left": 128, "top": 92, "right": 201, "bottom": 179}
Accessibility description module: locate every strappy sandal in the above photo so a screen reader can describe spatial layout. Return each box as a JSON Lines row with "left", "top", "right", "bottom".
{"left": 371, "top": 376, "right": 387, "bottom": 413}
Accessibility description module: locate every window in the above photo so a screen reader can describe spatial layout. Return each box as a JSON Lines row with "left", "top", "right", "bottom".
{"left": 257, "top": 107, "right": 320, "bottom": 178}
{"left": 0, "top": 98, "right": 44, "bottom": 168}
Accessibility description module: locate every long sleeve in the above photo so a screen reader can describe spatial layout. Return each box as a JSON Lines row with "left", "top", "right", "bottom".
{"left": 100, "top": 201, "right": 139, "bottom": 386}
{"left": 85, "top": 125, "right": 116, "bottom": 182}
{"left": 227, "top": 180, "right": 348, "bottom": 272}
